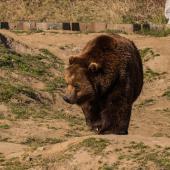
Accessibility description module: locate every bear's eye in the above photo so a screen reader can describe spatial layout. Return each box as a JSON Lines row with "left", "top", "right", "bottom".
{"left": 74, "top": 83, "right": 80, "bottom": 90}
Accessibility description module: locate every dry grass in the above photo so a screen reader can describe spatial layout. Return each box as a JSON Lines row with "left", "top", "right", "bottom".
{"left": 0, "top": 0, "right": 166, "bottom": 24}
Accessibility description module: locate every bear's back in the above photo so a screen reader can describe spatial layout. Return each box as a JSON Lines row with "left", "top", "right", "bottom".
{"left": 83, "top": 34, "right": 143, "bottom": 103}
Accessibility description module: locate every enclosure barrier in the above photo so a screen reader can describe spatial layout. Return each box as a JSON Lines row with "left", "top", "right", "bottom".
{"left": 0, "top": 22, "right": 9, "bottom": 29}
{"left": 0, "top": 21, "right": 170, "bottom": 33}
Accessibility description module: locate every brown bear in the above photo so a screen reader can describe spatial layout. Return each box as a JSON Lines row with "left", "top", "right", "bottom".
{"left": 63, "top": 34, "right": 143, "bottom": 135}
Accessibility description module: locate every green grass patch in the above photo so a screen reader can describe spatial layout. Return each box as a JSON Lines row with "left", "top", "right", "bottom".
{"left": 162, "top": 87, "right": 170, "bottom": 100}
{"left": 17, "top": 86, "right": 42, "bottom": 102}
{"left": 137, "top": 28, "right": 170, "bottom": 37}
{"left": 138, "top": 98, "right": 156, "bottom": 107}
{"left": 144, "top": 68, "right": 165, "bottom": 81}
{"left": 99, "top": 163, "right": 119, "bottom": 170}
{"left": 0, "top": 152, "right": 5, "bottom": 163}
{"left": 152, "top": 133, "right": 164, "bottom": 137}
{"left": 0, "top": 79, "right": 42, "bottom": 103}
{"left": 10, "top": 103, "right": 50, "bottom": 119}
{"left": 0, "top": 124, "right": 10, "bottom": 129}
{"left": 0, "top": 45, "right": 64, "bottom": 80}
{"left": 145, "top": 151, "right": 170, "bottom": 169}
{"left": 128, "top": 141, "right": 149, "bottom": 150}
{"left": 140, "top": 48, "right": 160, "bottom": 62}
{"left": 0, "top": 45, "right": 47, "bottom": 77}
{"left": 0, "top": 44, "right": 66, "bottom": 120}
{"left": 163, "top": 108, "right": 170, "bottom": 113}
{"left": 40, "top": 48, "right": 64, "bottom": 72}
{"left": 55, "top": 153, "right": 73, "bottom": 162}
{"left": 0, "top": 114, "right": 5, "bottom": 119}
{"left": 52, "top": 109, "right": 84, "bottom": 126}
{"left": 0, "top": 78, "right": 52, "bottom": 119}
{"left": 4, "top": 158, "right": 31, "bottom": 170}
{"left": 65, "top": 129, "right": 81, "bottom": 138}
{"left": 22, "top": 137, "right": 64, "bottom": 148}
{"left": 117, "top": 142, "right": 170, "bottom": 169}
{"left": 59, "top": 44, "right": 75, "bottom": 50}
{"left": 10, "top": 104, "right": 30, "bottom": 119}
{"left": 12, "top": 30, "right": 44, "bottom": 35}
{"left": 46, "top": 77, "right": 66, "bottom": 93}
{"left": 0, "top": 80, "right": 18, "bottom": 102}
{"left": 0, "top": 79, "right": 55, "bottom": 119}
{"left": 80, "top": 137, "right": 110, "bottom": 154}
{"left": 102, "top": 29, "right": 127, "bottom": 34}
{"left": 62, "top": 137, "right": 110, "bottom": 158}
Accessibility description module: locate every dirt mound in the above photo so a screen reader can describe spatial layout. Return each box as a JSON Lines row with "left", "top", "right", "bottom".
{"left": 0, "top": 30, "right": 39, "bottom": 55}
{"left": 0, "top": 30, "right": 170, "bottom": 170}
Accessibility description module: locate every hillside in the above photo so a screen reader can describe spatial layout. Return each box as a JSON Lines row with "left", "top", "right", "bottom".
{"left": 0, "top": 30, "right": 170, "bottom": 169}
{"left": 0, "top": 0, "right": 166, "bottom": 24}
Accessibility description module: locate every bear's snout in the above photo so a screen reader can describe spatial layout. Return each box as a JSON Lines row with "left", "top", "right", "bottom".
{"left": 63, "top": 95, "right": 77, "bottom": 104}
{"left": 63, "top": 96, "right": 71, "bottom": 103}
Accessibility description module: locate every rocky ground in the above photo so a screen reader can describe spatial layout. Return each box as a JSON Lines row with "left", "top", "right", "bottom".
{"left": 0, "top": 30, "right": 170, "bottom": 170}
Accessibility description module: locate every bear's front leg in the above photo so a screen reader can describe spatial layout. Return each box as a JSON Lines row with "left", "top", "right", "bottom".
{"left": 97, "top": 103, "right": 113, "bottom": 134}
{"left": 80, "top": 101, "right": 101, "bottom": 131}
{"left": 113, "top": 104, "right": 132, "bottom": 135}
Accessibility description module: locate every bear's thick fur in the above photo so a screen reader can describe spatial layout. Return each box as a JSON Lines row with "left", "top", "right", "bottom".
{"left": 64, "top": 34, "right": 143, "bottom": 135}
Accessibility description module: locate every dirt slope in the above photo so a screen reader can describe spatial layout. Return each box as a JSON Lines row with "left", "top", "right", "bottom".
{"left": 0, "top": 30, "right": 170, "bottom": 170}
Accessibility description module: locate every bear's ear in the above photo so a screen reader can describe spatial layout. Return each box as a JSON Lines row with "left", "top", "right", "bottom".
{"left": 88, "top": 62, "right": 101, "bottom": 73}
{"left": 69, "top": 56, "right": 77, "bottom": 65}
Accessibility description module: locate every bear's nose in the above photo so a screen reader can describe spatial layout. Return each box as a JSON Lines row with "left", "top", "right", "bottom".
{"left": 63, "top": 96, "right": 70, "bottom": 103}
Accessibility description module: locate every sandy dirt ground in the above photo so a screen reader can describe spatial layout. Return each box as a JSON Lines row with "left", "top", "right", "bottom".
{"left": 0, "top": 30, "right": 170, "bottom": 170}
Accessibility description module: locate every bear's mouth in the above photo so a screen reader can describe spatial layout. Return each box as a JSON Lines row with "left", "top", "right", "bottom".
{"left": 63, "top": 96, "right": 77, "bottom": 104}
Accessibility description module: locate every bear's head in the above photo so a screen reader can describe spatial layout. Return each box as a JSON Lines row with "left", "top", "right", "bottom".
{"left": 63, "top": 64, "right": 98, "bottom": 105}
